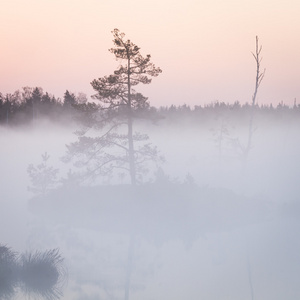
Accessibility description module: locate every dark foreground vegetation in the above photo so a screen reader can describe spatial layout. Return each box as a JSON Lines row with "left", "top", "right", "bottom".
{"left": 0, "top": 245, "right": 66, "bottom": 300}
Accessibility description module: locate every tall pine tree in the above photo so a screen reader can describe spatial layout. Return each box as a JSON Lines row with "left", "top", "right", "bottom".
{"left": 64, "top": 29, "right": 162, "bottom": 185}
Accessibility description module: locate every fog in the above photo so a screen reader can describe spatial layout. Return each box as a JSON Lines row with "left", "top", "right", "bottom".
{"left": 1, "top": 111, "right": 300, "bottom": 300}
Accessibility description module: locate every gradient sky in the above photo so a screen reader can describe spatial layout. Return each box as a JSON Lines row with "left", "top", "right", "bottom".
{"left": 1, "top": 0, "right": 300, "bottom": 107}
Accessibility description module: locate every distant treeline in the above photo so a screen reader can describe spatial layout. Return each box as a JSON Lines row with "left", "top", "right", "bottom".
{"left": 1, "top": 86, "right": 299, "bottom": 126}
{"left": 0, "top": 87, "right": 94, "bottom": 125}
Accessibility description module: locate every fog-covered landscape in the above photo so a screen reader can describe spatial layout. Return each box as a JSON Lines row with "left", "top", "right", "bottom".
{"left": 1, "top": 6, "right": 300, "bottom": 297}
{"left": 1, "top": 101, "right": 300, "bottom": 300}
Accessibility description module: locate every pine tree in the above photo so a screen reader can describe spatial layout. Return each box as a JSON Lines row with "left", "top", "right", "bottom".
{"left": 27, "top": 152, "right": 59, "bottom": 195}
{"left": 64, "top": 29, "right": 162, "bottom": 185}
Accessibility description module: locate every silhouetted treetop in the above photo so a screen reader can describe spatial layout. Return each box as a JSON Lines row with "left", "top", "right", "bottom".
{"left": 91, "top": 28, "right": 162, "bottom": 113}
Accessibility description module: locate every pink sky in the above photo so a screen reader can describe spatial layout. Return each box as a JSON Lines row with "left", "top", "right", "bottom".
{"left": 1, "top": 0, "right": 300, "bottom": 107}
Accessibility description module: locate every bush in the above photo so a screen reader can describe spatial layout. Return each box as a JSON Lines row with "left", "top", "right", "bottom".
{"left": 0, "top": 245, "right": 66, "bottom": 300}
{"left": 19, "top": 249, "right": 66, "bottom": 300}
{"left": 0, "top": 245, "right": 18, "bottom": 299}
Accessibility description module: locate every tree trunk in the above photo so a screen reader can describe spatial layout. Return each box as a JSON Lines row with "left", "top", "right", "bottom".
{"left": 128, "top": 117, "right": 136, "bottom": 186}
{"left": 242, "top": 36, "right": 264, "bottom": 173}
{"left": 127, "top": 55, "right": 136, "bottom": 186}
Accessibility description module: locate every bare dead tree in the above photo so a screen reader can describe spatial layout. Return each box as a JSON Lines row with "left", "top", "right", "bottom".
{"left": 241, "top": 37, "right": 265, "bottom": 298}
{"left": 251, "top": 36, "right": 266, "bottom": 106}
{"left": 234, "top": 36, "right": 265, "bottom": 171}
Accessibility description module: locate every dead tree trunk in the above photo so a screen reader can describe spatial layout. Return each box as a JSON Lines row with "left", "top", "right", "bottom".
{"left": 241, "top": 36, "right": 265, "bottom": 172}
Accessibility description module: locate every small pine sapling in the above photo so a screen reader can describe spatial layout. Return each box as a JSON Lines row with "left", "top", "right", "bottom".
{"left": 27, "top": 152, "right": 59, "bottom": 195}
